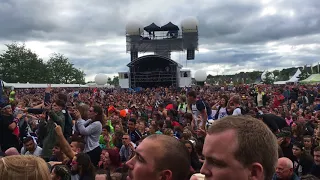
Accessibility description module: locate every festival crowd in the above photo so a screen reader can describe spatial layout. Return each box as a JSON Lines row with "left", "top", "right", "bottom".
{"left": 0, "top": 84, "right": 320, "bottom": 180}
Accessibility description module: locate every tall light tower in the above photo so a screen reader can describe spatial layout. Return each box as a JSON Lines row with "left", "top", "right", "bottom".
{"left": 125, "top": 21, "right": 144, "bottom": 61}
{"left": 181, "top": 17, "right": 199, "bottom": 60}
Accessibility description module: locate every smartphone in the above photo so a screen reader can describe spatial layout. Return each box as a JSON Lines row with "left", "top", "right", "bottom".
{"left": 44, "top": 93, "right": 51, "bottom": 104}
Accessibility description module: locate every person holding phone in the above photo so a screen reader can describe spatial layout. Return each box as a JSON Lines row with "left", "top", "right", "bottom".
{"left": 74, "top": 105, "right": 103, "bottom": 167}
{"left": 41, "top": 99, "right": 66, "bottom": 161}
{"left": 212, "top": 95, "right": 229, "bottom": 120}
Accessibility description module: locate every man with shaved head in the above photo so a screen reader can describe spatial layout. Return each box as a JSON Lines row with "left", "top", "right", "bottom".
{"left": 126, "top": 134, "right": 190, "bottom": 180}
{"left": 273, "top": 157, "right": 299, "bottom": 180}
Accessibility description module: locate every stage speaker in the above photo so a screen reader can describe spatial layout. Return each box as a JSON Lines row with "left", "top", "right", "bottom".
{"left": 187, "top": 49, "right": 195, "bottom": 60}
{"left": 131, "top": 52, "right": 138, "bottom": 61}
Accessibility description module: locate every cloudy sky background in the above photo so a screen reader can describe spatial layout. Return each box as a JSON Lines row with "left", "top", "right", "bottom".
{"left": 1, "top": 0, "right": 320, "bottom": 81}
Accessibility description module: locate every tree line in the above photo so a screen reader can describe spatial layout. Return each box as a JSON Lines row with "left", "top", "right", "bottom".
{"left": 206, "top": 66, "right": 314, "bottom": 85}
{"left": 0, "top": 43, "right": 86, "bottom": 84}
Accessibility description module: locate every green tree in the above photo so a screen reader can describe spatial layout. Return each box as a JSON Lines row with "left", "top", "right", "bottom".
{"left": 47, "top": 53, "right": 85, "bottom": 84}
{"left": 299, "top": 68, "right": 309, "bottom": 81}
{"left": 262, "top": 72, "right": 275, "bottom": 84}
{"left": 247, "top": 71, "right": 262, "bottom": 83}
{"left": 0, "top": 43, "right": 48, "bottom": 83}
{"left": 107, "top": 77, "right": 112, "bottom": 85}
{"left": 273, "top": 70, "right": 280, "bottom": 80}
{"left": 112, "top": 76, "right": 119, "bottom": 86}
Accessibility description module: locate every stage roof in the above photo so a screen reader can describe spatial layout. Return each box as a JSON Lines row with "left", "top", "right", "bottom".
{"left": 144, "top": 23, "right": 162, "bottom": 32}
{"left": 127, "top": 55, "right": 182, "bottom": 68}
{"left": 161, "top": 22, "right": 179, "bottom": 31}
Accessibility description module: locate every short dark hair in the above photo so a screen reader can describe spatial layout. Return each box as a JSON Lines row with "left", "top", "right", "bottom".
{"left": 54, "top": 99, "right": 65, "bottom": 108}
{"left": 207, "top": 116, "right": 278, "bottom": 180}
{"left": 129, "top": 118, "right": 136, "bottom": 124}
{"left": 303, "top": 135, "right": 312, "bottom": 140}
{"left": 23, "top": 136, "right": 34, "bottom": 144}
{"left": 71, "top": 136, "right": 85, "bottom": 152}
{"left": 54, "top": 142, "right": 61, "bottom": 148}
{"left": 313, "top": 146, "right": 320, "bottom": 152}
{"left": 102, "top": 125, "right": 111, "bottom": 132}
{"left": 187, "top": 91, "right": 197, "bottom": 98}
{"left": 146, "top": 135, "right": 190, "bottom": 180}
{"left": 158, "top": 103, "right": 165, "bottom": 108}
{"left": 57, "top": 93, "right": 68, "bottom": 103}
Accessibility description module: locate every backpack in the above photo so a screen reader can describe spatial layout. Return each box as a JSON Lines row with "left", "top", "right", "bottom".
{"left": 214, "top": 106, "right": 222, "bottom": 120}
{"left": 195, "top": 100, "right": 212, "bottom": 117}
{"left": 236, "top": 106, "right": 249, "bottom": 115}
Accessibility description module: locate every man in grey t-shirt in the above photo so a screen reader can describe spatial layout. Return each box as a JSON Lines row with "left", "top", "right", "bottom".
{"left": 21, "top": 136, "right": 42, "bottom": 156}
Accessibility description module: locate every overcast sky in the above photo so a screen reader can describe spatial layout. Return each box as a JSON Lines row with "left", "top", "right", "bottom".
{"left": 1, "top": 0, "right": 320, "bottom": 81}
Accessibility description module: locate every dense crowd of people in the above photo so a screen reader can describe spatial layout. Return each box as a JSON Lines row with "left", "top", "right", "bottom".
{"left": 0, "top": 84, "right": 320, "bottom": 180}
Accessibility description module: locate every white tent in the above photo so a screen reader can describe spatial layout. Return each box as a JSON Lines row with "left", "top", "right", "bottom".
{"left": 274, "top": 81, "right": 287, "bottom": 85}
{"left": 287, "top": 68, "right": 301, "bottom": 82}
{"left": 274, "top": 68, "right": 301, "bottom": 84}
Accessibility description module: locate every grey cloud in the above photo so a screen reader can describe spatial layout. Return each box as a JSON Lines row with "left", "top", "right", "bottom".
{"left": 1, "top": 0, "right": 320, "bottom": 81}
{"left": 199, "top": 0, "right": 320, "bottom": 44}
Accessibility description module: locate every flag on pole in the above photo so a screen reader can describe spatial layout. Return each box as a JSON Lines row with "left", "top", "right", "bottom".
{"left": 318, "top": 62, "right": 319, "bottom": 74}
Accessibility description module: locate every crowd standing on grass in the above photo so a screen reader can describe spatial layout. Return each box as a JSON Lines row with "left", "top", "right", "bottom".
{"left": 0, "top": 84, "right": 320, "bottom": 180}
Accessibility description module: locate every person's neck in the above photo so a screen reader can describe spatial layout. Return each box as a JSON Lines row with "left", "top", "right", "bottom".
{"left": 283, "top": 141, "right": 290, "bottom": 147}
{"left": 305, "top": 147, "right": 311, "bottom": 150}
{"left": 109, "top": 165, "right": 116, "bottom": 172}
{"left": 57, "top": 153, "right": 66, "bottom": 162}
{"left": 139, "top": 129, "right": 144, "bottom": 133}
{"left": 104, "top": 164, "right": 116, "bottom": 172}
{"left": 29, "top": 147, "right": 36, "bottom": 154}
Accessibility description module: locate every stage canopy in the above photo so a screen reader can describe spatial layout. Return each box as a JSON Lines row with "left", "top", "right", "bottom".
{"left": 161, "top": 22, "right": 179, "bottom": 31}
{"left": 144, "top": 23, "right": 162, "bottom": 32}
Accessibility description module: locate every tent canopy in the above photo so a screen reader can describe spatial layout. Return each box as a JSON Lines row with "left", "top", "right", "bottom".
{"left": 274, "top": 68, "right": 301, "bottom": 84}
{"left": 144, "top": 23, "right": 162, "bottom": 32}
{"left": 288, "top": 68, "right": 301, "bottom": 82}
{"left": 161, "top": 22, "right": 179, "bottom": 31}
{"left": 300, "top": 74, "right": 320, "bottom": 84}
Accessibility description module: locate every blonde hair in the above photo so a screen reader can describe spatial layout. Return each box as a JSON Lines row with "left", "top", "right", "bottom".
{"left": 0, "top": 155, "right": 51, "bottom": 180}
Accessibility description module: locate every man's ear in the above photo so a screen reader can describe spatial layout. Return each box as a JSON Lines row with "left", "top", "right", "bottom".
{"left": 158, "top": 170, "right": 173, "bottom": 180}
{"left": 248, "top": 163, "right": 264, "bottom": 180}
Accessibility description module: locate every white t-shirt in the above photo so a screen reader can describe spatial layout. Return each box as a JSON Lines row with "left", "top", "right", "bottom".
{"left": 217, "top": 106, "right": 228, "bottom": 119}
{"left": 232, "top": 108, "right": 242, "bottom": 116}
{"left": 257, "top": 93, "right": 263, "bottom": 107}
{"left": 191, "top": 104, "right": 198, "bottom": 118}
{"left": 191, "top": 104, "right": 201, "bottom": 128}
